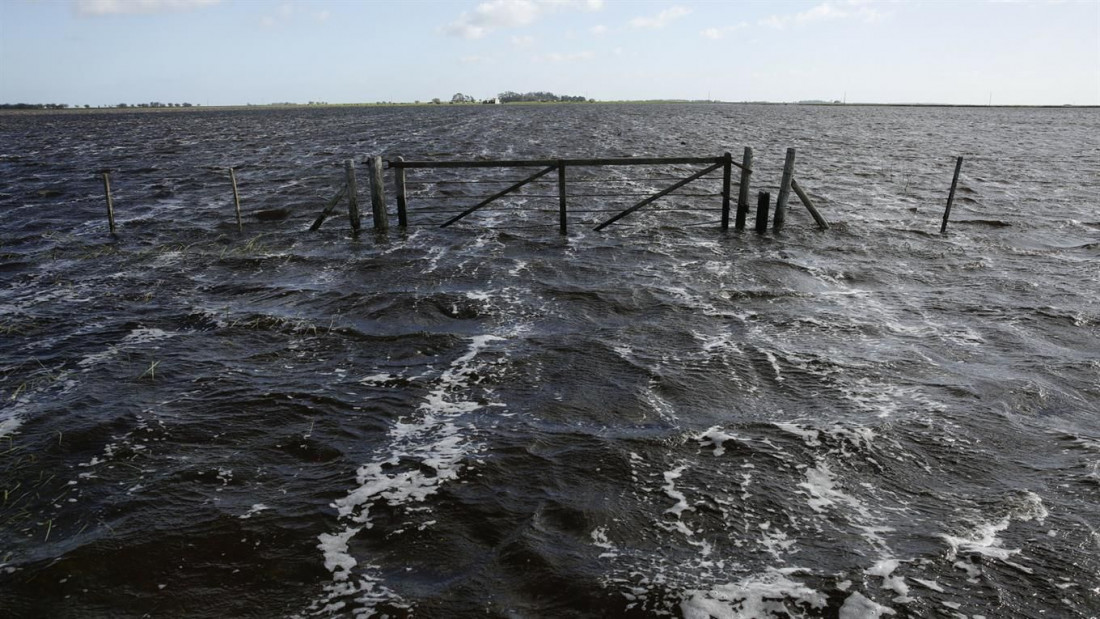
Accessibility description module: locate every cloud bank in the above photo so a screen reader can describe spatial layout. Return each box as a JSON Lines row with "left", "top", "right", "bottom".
{"left": 75, "top": 0, "right": 221, "bottom": 16}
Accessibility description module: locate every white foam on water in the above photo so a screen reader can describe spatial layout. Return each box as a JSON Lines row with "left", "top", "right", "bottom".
{"left": 762, "top": 350, "right": 784, "bottom": 382}
{"left": 696, "top": 426, "right": 741, "bottom": 457}
{"left": 679, "top": 567, "right": 826, "bottom": 619}
{"left": 239, "top": 503, "right": 269, "bottom": 519}
{"left": 307, "top": 334, "right": 504, "bottom": 616}
{"left": 911, "top": 577, "right": 945, "bottom": 593}
{"left": 940, "top": 491, "right": 1047, "bottom": 565}
{"left": 591, "top": 526, "right": 619, "bottom": 559}
{"left": 358, "top": 373, "right": 397, "bottom": 385}
{"left": 865, "top": 559, "right": 910, "bottom": 601}
{"left": 77, "top": 327, "right": 178, "bottom": 369}
{"left": 838, "top": 591, "right": 896, "bottom": 618}
{"left": 662, "top": 465, "right": 692, "bottom": 518}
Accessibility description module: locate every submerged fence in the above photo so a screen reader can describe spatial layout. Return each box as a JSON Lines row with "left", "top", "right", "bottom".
{"left": 304, "top": 148, "right": 829, "bottom": 235}
{"left": 93, "top": 147, "right": 854, "bottom": 238}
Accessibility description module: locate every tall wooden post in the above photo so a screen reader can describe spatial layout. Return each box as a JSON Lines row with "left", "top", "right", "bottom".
{"left": 755, "top": 191, "right": 770, "bottom": 234}
{"left": 735, "top": 146, "right": 753, "bottom": 231}
{"left": 345, "top": 159, "right": 361, "bottom": 231}
{"left": 369, "top": 155, "right": 388, "bottom": 231}
{"left": 774, "top": 147, "right": 795, "bottom": 232}
{"left": 557, "top": 160, "right": 567, "bottom": 235}
{"left": 394, "top": 156, "right": 408, "bottom": 227}
{"left": 940, "top": 156, "right": 963, "bottom": 235}
{"left": 720, "top": 151, "right": 733, "bottom": 230}
{"left": 101, "top": 171, "right": 116, "bottom": 236}
{"left": 229, "top": 167, "right": 243, "bottom": 234}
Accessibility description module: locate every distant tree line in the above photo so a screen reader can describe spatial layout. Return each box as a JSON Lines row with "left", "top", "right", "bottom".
{"left": 497, "top": 91, "right": 591, "bottom": 103}
{"left": 1, "top": 103, "right": 73, "bottom": 110}
{"left": 1, "top": 102, "right": 200, "bottom": 110}
{"left": 116, "top": 102, "right": 195, "bottom": 108}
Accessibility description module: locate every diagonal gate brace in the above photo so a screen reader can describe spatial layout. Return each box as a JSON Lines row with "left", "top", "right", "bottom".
{"left": 593, "top": 161, "right": 724, "bottom": 231}
{"left": 441, "top": 165, "right": 558, "bottom": 228}
{"left": 309, "top": 184, "right": 349, "bottom": 231}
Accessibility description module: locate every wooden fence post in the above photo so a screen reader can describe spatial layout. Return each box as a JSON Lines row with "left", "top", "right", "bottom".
{"left": 940, "top": 156, "right": 963, "bottom": 235}
{"left": 755, "top": 191, "right": 770, "bottom": 234}
{"left": 345, "top": 159, "right": 361, "bottom": 231}
{"left": 558, "top": 160, "right": 567, "bottom": 235}
{"left": 369, "top": 155, "right": 388, "bottom": 231}
{"left": 394, "top": 156, "right": 408, "bottom": 227}
{"left": 721, "top": 151, "right": 733, "bottom": 230}
{"left": 774, "top": 147, "right": 795, "bottom": 232}
{"left": 790, "top": 179, "right": 830, "bottom": 230}
{"left": 101, "top": 171, "right": 116, "bottom": 236}
{"left": 229, "top": 167, "right": 243, "bottom": 234}
{"left": 735, "top": 146, "right": 753, "bottom": 231}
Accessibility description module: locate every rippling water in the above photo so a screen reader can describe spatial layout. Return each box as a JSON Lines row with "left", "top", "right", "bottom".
{"left": 1, "top": 104, "right": 1098, "bottom": 618}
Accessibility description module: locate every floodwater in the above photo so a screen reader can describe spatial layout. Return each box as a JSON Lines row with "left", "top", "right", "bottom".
{"left": 1, "top": 104, "right": 1098, "bottom": 618}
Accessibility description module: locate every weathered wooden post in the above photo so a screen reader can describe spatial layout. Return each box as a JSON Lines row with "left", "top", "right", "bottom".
{"left": 755, "top": 191, "right": 770, "bottom": 234}
{"left": 773, "top": 147, "right": 795, "bottom": 232}
{"left": 940, "top": 156, "right": 963, "bottom": 235}
{"left": 101, "top": 171, "right": 116, "bottom": 235}
{"left": 345, "top": 159, "right": 361, "bottom": 231}
{"left": 229, "top": 167, "right": 243, "bottom": 234}
{"left": 557, "top": 160, "right": 567, "bottom": 235}
{"left": 369, "top": 155, "right": 388, "bottom": 231}
{"left": 393, "top": 156, "right": 408, "bottom": 227}
{"left": 790, "top": 179, "right": 830, "bottom": 230}
{"left": 735, "top": 146, "right": 753, "bottom": 231}
{"left": 721, "top": 151, "right": 733, "bottom": 230}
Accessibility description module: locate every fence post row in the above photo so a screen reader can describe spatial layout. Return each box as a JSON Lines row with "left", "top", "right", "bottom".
{"left": 96, "top": 149, "right": 835, "bottom": 237}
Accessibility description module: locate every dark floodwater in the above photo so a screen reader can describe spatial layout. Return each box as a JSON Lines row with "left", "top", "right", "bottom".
{"left": 1, "top": 104, "right": 1098, "bottom": 618}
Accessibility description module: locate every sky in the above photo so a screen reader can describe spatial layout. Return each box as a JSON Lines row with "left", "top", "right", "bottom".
{"left": 1, "top": 0, "right": 1097, "bottom": 106}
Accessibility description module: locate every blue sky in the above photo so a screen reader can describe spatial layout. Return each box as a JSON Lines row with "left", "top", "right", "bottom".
{"left": 1, "top": 0, "right": 1097, "bottom": 106}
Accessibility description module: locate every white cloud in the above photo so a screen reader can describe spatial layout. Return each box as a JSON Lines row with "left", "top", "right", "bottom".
{"left": 760, "top": 0, "right": 886, "bottom": 30}
{"left": 443, "top": 0, "right": 603, "bottom": 39}
{"left": 75, "top": 0, "right": 220, "bottom": 15}
{"left": 700, "top": 21, "right": 748, "bottom": 40}
{"left": 511, "top": 35, "right": 536, "bottom": 46}
{"left": 534, "top": 50, "right": 596, "bottom": 62}
{"left": 461, "top": 55, "right": 493, "bottom": 63}
{"left": 629, "top": 5, "right": 691, "bottom": 29}
{"left": 590, "top": 24, "right": 607, "bottom": 35}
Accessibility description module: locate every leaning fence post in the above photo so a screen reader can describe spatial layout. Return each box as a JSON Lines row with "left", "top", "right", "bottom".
{"left": 774, "top": 147, "right": 795, "bottom": 232}
{"left": 345, "top": 159, "right": 361, "bottom": 231}
{"left": 735, "top": 146, "right": 753, "bottom": 231}
{"left": 229, "top": 167, "right": 243, "bottom": 234}
{"left": 755, "top": 191, "right": 770, "bottom": 234}
{"left": 394, "top": 156, "right": 408, "bottom": 227}
{"left": 101, "top": 171, "right": 116, "bottom": 236}
{"left": 558, "top": 160, "right": 567, "bottom": 235}
{"left": 790, "top": 179, "right": 830, "bottom": 230}
{"left": 369, "top": 155, "right": 388, "bottom": 231}
{"left": 940, "top": 156, "right": 963, "bottom": 235}
{"left": 721, "top": 152, "right": 733, "bottom": 230}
